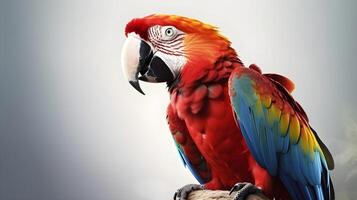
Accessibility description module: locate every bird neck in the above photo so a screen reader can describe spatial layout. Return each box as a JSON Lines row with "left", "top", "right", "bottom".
{"left": 169, "top": 47, "right": 244, "bottom": 92}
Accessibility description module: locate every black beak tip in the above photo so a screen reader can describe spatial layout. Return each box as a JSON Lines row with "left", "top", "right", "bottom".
{"left": 129, "top": 80, "right": 145, "bottom": 95}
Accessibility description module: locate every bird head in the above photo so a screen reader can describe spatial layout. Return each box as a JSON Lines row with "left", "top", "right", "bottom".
{"left": 121, "top": 14, "right": 235, "bottom": 94}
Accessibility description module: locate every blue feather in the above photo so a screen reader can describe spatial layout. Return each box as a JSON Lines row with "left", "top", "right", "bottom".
{"left": 229, "top": 71, "right": 333, "bottom": 200}
{"left": 177, "top": 147, "right": 205, "bottom": 184}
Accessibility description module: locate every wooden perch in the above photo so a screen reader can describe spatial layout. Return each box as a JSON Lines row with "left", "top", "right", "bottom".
{"left": 187, "top": 190, "right": 270, "bottom": 200}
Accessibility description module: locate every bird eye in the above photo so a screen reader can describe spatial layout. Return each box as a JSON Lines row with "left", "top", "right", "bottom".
{"left": 165, "top": 27, "right": 174, "bottom": 37}
{"left": 162, "top": 26, "right": 177, "bottom": 40}
{"left": 157, "top": 26, "right": 179, "bottom": 41}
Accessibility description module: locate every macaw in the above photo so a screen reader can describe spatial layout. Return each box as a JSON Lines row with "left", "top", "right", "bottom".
{"left": 121, "top": 14, "right": 335, "bottom": 200}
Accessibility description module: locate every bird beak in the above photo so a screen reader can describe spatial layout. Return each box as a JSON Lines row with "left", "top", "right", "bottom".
{"left": 121, "top": 33, "right": 175, "bottom": 95}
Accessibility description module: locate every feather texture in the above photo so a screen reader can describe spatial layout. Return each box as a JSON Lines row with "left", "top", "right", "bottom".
{"left": 124, "top": 14, "right": 334, "bottom": 200}
{"left": 167, "top": 105, "right": 212, "bottom": 184}
{"left": 229, "top": 67, "right": 334, "bottom": 200}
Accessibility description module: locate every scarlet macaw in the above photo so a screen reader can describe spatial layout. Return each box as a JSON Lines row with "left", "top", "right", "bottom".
{"left": 121, "top": 14, "right": 335, "bottom": 200}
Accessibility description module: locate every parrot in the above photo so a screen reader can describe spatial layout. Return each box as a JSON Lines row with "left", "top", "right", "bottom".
{"left": 121, "top": 14, "right": 335, "bottom": 200}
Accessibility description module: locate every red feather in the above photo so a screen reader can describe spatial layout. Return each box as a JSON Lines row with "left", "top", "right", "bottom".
{"left": 126, "top": 14, "right": 292, "bottom": 199}
{"left": 169, "top": 60, "right": 291, "bottom": 199}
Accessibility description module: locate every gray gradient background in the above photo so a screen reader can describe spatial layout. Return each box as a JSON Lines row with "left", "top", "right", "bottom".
{"left": 1, "top": 0, "right": 356, "bottom": 199}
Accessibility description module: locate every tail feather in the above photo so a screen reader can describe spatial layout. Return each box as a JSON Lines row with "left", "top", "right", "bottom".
{"left": 321, "top": 168, "right": 335, "bottom": 200}
{"left": 280, "top": 168, "right": 334, "bottom": 200}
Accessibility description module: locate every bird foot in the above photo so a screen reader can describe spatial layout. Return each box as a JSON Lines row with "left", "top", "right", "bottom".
{"left": 229, "top": 182, "right": 262, "bottom": 200}
{"left": 173, "top": 184, "right": 203, "bottom": 200}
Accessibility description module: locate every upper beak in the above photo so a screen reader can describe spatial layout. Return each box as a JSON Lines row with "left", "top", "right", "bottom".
{"left": 121, "top": 34, "right": 152, "bottom": 94}
{"left": 121, "top": 33, "right": 175, "bottom": 95}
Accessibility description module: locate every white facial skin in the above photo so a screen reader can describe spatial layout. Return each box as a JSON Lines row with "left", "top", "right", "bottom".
{"left": 147, "top": 25, "right": 187, "bottom": 78}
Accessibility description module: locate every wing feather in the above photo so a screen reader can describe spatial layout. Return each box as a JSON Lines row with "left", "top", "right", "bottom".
{"left": 167, "top": 105, "right": 212, "bottom": 184}
{"left": 228, "top": 67, "right": 334, "bottom": 200}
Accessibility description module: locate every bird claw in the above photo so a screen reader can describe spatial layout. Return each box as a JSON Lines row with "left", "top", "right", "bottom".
{"left": 229, "top": 182, "right": 262, "bottom": 200}
{"left": 173, "top": 184, "right": 203, "bottom": 200}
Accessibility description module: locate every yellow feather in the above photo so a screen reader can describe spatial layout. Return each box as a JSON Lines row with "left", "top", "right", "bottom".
{"left": 266, "top": 103, "right": 281, "bottom": 126}
{"left": 261, "top": 95, "right": 272, "bottom": 108}
{"left": 266, "top": 105, "right": 275, "bottom": 125}
{"left": 289, "top": 115, "right": 300, "bottom": 143}
{"left": 299, "top": 125, "right": 309, "bottom": 155}
{"left": 307, "top": 128, "right": 320, "bottom": 158}
{"left": 255, "top": 98, "right": 264, "bottom": 116}
{"left": 279, "top": 113, "right": 290, "bottom": 136}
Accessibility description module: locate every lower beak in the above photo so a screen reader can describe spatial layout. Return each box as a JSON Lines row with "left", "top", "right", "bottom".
{"left": 121, "top": 34, "right": 174, "bottom": 94}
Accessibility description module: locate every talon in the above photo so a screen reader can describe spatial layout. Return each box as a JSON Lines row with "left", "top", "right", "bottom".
{"left": 229, "top": 182, "right": 262, "bottom": 200}
{"left": 173, "top": 184, "right": 203, "bottom": 200}
{"left": 173, "top": 191, "right": 178, "bottom": 200}
{"left": 229, "top": 182, "right": 248, "bottom": 195}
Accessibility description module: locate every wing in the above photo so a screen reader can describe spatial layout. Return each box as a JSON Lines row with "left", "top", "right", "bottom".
{"left": 167, "top": 105, "right": 211, "bottom": 184}
{"left": 228, "top": 66, "right": 334, "bottom": 200}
